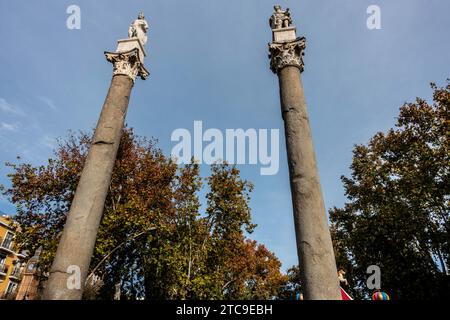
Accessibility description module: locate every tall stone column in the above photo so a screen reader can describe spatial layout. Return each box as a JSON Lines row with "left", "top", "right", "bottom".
{"left": 43, "top": 13, "right": 149, "bottom": 300}
{"left": 268, "top": 6, "right": 341, "bottom": 300}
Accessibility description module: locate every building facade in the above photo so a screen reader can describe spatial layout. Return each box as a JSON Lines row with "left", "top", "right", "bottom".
{"left": 0, "top": 215, "right": 27, "bottom": 299}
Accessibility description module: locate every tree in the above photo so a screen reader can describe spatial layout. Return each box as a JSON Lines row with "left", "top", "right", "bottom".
{"left": 202, "top": 163, "right": 256, "bottom": 299}
{"left": 330, "top": 82, "right": 450, "bottom": 300}
{"left": 2, "top": 128, "right": 286, "bottom": 300}
{"left": 277, "top": 265, "right": 303, "bottom": 300}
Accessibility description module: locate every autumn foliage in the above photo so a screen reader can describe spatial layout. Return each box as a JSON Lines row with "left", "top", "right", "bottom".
{"left": 2, "top": 128, "right": 287, "bottom": 300}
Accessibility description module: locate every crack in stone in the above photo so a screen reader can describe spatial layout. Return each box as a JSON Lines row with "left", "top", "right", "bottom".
{"left": 93, "top": 140, "right": 114, "bottom": 145}
{"left": 300, "top": 240, "right": 312, "bottom": 248}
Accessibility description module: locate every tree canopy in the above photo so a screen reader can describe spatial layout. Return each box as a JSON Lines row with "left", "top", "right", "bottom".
{"left": 2, "top": 128, "right": 287, "bottom": 300}
{"left": 330, "top": 82, "right": 449, "bottom": 300}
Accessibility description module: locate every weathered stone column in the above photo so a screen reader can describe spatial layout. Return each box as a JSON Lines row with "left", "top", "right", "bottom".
{"left": 43, "top": 13, "right": 149, "bottom": 300}
{"left": 268, "top": 6, "right": 341, "bottom": 300}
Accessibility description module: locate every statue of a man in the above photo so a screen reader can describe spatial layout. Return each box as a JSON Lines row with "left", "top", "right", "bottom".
{"left": 269, "top": 5, "right": 292, "bottom": 30}
{"left": 128, "top": 12, "right": 149, "bottom": 45}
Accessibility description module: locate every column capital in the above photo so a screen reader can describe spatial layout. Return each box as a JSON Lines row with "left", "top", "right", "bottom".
{"left": 268, "top": 37, "right": 306, "bottom": 74}
{"left": 105, "top": 48, "right": 149, "bottom": 82}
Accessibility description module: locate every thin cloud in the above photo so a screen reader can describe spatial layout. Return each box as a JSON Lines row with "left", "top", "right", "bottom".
{"left": 0, "top": 122, "right": 19, "bottom": 132}
{"left": 40, "top": 134, "right": 56, "bottom": 150}
{"left": 0, "top": 98, "right": 25, "bottom": 116}
{"left": 37, "top": 96, "right": 58, "bottom": 111}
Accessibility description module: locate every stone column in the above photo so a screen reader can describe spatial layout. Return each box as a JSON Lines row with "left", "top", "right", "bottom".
{"left": 43, "top": 20, "right": 149, "bottom": 300}
{"left": 268, "top": 7, "right": 341, "bottom": 300}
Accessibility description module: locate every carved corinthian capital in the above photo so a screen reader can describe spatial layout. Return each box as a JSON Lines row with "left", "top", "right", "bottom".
{"left": 105, "top": 48, "right": 149, "bottom": 82}
{"left": 268, "top": 37, "right": 306, "bottom": 74}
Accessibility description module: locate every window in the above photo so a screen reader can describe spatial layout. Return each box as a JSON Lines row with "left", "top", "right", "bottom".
{"left": 0, "top": 255, "right": 7, "bottom": 274}
{"left": 11, "top": 262, "right": 22, "bottom": 277}
{"left": 1, "top": 232, "right": 13, "bottom": 250}
{"left": 5, "top": 281, "right": 18, "bottom": 295}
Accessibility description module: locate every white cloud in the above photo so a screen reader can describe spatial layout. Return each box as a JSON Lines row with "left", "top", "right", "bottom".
{"left": 0, "top": 98, "right": 25, "bottom": 116}
{"left": 0, "top": 122, "right": 19, "bottom": 132}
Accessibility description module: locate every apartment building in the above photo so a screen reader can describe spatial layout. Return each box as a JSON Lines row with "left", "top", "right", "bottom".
{"left": 0, "top": 215, "right": 27, "bottom": 299}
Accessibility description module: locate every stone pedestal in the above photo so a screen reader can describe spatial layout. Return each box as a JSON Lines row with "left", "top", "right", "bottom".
{"left": 272, "top": 26, "right": 297, "bottom": 43}
{"left": 116, "top": 37, "right": 147, "bottom": 64}
{"left": 269, "top": 23, "right": 341, "bottom": 300}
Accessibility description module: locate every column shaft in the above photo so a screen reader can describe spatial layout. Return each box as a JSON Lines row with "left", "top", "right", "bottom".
{"left": 278, "top": 66, "right": 341, "bottom": 300}
{"left": 43, "top": 75, "right": 133, "bottom": 300}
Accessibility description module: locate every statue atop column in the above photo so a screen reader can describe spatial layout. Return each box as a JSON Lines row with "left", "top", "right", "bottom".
{"left": 269, "top": 5, "right": 292, "bottom": 30}
{"left": 128, "top": 12, "right": 149, "bottom": 45}
{"left": 105, "top": 12, "right": 149, "bottom": 82}
{"left": 268, "top": 6, "right": 305, "bottom": 73}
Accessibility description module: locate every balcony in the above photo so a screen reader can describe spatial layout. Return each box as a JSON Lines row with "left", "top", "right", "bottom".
{"left": 0, "top": 263, "right": 8, "bottom": 276}
{"left": 9, "top": 267, "right": 22, "bottom": 280}
{"left": 0, "top": 239, "right": 16, "bottom": 255}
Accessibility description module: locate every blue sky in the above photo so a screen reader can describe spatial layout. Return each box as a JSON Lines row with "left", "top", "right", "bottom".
{"left": 0, "top": 0, "right": 449, "bottom": 271}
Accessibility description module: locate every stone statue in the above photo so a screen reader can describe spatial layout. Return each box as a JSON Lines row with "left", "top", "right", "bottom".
{"left": 269, "top": 5, "right": 292, "bottom": 29}
{"left": 128, "top": 12, "right": 149, "bottom": 45}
